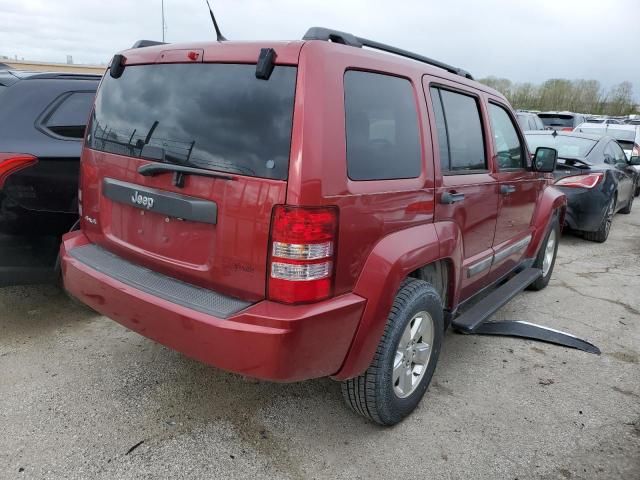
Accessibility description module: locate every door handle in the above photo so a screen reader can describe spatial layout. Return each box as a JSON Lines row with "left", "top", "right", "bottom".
{"left": 440, "top": 191, "right": 465, "bottom": 204}
{"left": 501, "top": 185, "right": 516, "bottom": 195}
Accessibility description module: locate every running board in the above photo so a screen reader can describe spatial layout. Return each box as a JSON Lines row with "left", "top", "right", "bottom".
{"left": 451, "top": 268, "right": 542, "bottom": 333}
{"left": 473, "top": 321, "right": 601, "bottom": 355}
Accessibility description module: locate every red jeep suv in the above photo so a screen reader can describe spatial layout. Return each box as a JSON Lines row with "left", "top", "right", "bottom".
{"left": 61, "top": 28, "right": 565, "bottom": 425}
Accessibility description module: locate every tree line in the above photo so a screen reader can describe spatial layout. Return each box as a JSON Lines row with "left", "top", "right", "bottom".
{"left": 477, "top": 77, "right": 637, "bottom": 116}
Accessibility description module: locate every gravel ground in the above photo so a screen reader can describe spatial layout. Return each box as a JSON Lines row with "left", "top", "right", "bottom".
{"left": 1, "top": 209, "right": 639, "bottom": 480}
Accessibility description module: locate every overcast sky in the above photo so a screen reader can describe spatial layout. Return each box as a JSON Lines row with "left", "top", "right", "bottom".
{"left": 1, "top": 0, "right": 638, "bottom": 97}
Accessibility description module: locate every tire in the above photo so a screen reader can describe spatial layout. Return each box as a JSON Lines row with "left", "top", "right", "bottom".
{"left": 619, "top": 189, "right": 633, "bottom": 214}
{"left": 528, "top": 217, "right": 560, "bottom": 291}
{"left": 341, "top": 278, "right": 444, "bottom": 426}
{"left": 583, "top": 195, "right": 615, "bottom": 243}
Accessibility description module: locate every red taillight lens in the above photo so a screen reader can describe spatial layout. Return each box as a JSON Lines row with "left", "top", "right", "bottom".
{"left": 633, "top": 144, "right": 640, "bottom": 157}
{"left": 560, "top": 127, "right": 573, "bottom": 132}
{"left": 555, "top": 172, "right": 604, "bottom": 189}
{"left": 268, "top": 205, "right": 338, "bottom": 304}
{"left": 0, "top": 153, "right": 38, "bottom": 189}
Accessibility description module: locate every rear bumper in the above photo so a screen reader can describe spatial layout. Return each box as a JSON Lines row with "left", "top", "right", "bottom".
{"left": 558, "top": 187, "right": 608, "bottom": 232}
{"left": 61, "top": 231, "right": 365, "bottom": 382}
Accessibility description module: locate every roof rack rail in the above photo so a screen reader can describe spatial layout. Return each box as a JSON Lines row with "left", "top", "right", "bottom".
{"left": 302, "top": 27, "right": 473, "bottom": 80}
{"left": 131, "top": 40, "right": 167, "bottom": 49}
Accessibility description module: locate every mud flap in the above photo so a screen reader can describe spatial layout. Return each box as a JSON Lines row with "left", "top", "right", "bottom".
{"left": 473, "top": 320, "right": 601, "bottom": 355}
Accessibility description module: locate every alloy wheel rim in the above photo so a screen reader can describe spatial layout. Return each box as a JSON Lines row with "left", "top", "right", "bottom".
{"left": 542, "top": 229, "right": 556, "bottom": 276}
{"left": 393, "top": 311, "right": 434, "bottom": 398}
{"left": 605, "top": 199, "right": 615, "bottom": 235}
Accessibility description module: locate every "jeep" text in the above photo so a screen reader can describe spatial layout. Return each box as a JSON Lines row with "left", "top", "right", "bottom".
{"left": 131, "top": 191, "right": 155, "bottom": 209}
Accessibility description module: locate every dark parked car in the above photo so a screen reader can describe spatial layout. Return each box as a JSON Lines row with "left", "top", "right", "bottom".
{"left": 0, "top": 69, "right": 101, "bottom": 285}
{"left": 538, "top": 111, "right": 587, "bottom": 131}
{"left": 574, "top": 123, "right": 640, "bottom": 195}
{"left": 516, "top": 111, "right": 545, "bottom": 131}
{"left": 526, "top": 131, "right": 637, "bottom": 242}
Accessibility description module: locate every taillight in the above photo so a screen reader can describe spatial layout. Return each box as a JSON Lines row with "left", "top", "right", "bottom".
{"left": 268, "top": 205, "right": 338, "bottom": 304}
{"left": 555, "top": 172, "right": 604, "bottom": 189}
{"left": 633, "top": 144, "right": 640, "bottom": 157}
{"left": 0, "top": 153, "right": 38, "bottom": 189}
{"left": 560, "top": 127, "right": 573, "bottom": 132}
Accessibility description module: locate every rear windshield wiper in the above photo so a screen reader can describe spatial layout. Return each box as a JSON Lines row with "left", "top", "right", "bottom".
{"left": 138, "top": 163, "right": 235, "bottom": 188}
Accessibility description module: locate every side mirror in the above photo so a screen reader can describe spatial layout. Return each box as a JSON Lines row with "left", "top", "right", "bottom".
{"left": 630, "top": 156, "right": 640, "bottom": 166}
{"left": 533, "top": 147, "right": 557, "bottom": 173}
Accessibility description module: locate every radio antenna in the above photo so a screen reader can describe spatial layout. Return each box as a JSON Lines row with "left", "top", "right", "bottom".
{"left": 161, "top": 0, "right": 167, "bottom": 42}
{"left": 204, "top": 0, "right": 227, "bottom": 41}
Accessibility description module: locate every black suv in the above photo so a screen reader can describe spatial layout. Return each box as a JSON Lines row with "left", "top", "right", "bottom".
{"left": 538, "top": 111, "right": 587, "bottom": 131}
{"left": 0, "top": 69, "right": 101, "bottom": 286}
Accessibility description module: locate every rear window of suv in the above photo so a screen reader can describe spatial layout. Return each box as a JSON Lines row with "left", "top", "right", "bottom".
{"left": 538, "top": 114, "right": 575, "bottom": 128}
{"left": 87, "top": 63, "right": 297, "bottom": 180}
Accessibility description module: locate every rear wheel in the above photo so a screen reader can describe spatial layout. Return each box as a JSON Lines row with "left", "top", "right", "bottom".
{"left": 528, "top": 217, "right": 559, "bottom": 291}
{"left": 584, "top": 196, "right": 615, "bottom": 243}
{"left": 341, "top": 278, "right": 444, "bottom": 426}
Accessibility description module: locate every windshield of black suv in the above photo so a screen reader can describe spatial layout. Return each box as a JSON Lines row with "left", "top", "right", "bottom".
{"left": 525, "top": 134, "right": 597, "bottom": 158}
{"left": 538, "top": 114, "right": 575, "bottom": 128}
{"left": 87, "top": 63, "right": 297, "bottom": 180}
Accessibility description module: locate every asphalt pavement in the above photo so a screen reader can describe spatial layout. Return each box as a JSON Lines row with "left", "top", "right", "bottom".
{"left": 1, "top": 209, "right": 639, "bottom": 480}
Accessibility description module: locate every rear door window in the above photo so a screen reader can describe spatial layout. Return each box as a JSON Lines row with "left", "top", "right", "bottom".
{"left": 44, "top": 92, "right": 95, "bottom": 139}
{"left": 430, "top": 87, "right": 486, "bottom": 173}
{"left": 344, "top": 71, "right": 421, "bottom": 181}
{"left": 88, "top": 63, "right": 297, "bottom": 180}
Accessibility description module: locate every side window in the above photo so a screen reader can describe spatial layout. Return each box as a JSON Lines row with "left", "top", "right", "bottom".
{"left": 610, "top": 141, "right": 627, "bottom": 164}
{"left": 488, "top": 103, "right": 525, "bottom": 170}
{"left": 429, "top": 88, "right": 449, "bottom": 173}
{"left": 344, "top": 71, "right": 421, "bottom": 181}
{"left": 44, "top": 92, "right": 95, "bottom": 139}
{"left": 535, "top": 115, "right": 545, "bottom": 130}
{"left": 604, "top": 143, "right": 616, "bottom": 164}
{"left": 431, "top": 87, "right": 486, "bottom": 173}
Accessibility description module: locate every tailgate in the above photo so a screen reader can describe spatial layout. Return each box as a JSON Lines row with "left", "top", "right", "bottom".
{"left": 80, "top": 61, "right": 297, "bottom": 302}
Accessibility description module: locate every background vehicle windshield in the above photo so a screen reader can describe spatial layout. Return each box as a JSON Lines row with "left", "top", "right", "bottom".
{"left": 526, "top": 134, "right": 597, "bottom": 158}
{"left": 88, "top": 63, "right": 297, "bottom": 180}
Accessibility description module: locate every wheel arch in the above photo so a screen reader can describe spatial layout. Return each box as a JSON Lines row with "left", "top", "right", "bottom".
{"left": 526, "top": 185, "right": 567, "bottom": 259}
{"left": 332, "top": 222, "right": 462, "bottom": 380}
